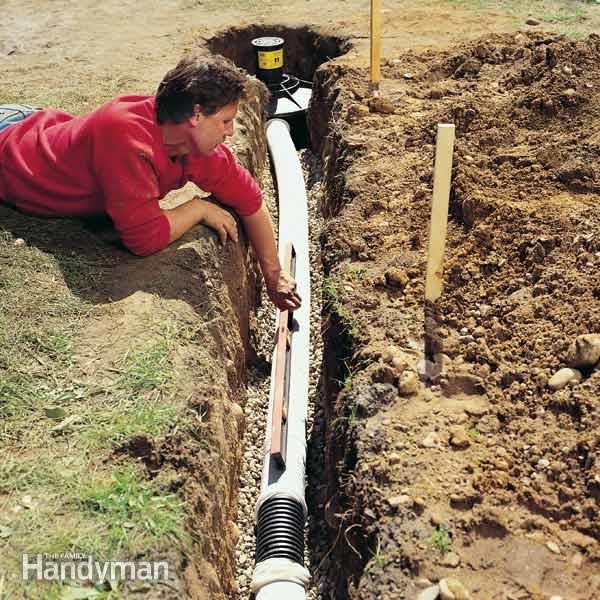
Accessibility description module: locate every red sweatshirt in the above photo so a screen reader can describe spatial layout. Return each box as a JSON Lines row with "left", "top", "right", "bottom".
{"left": 0, "top": 95, "right": 262, "bottom": 256}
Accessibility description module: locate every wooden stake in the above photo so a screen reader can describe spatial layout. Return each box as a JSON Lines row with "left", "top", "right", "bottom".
{"left": 424, "top": 124, "right": 455, "bottom": 368}
{"left": 370, "top": 0, "right": 381, "bottom": 90}
{"left": 425, "top": 124, "right": 455, "bottom": 303}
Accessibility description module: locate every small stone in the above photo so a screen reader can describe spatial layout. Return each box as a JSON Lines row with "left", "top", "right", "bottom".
{"left": 398, "top": 369, "right": 419, "bottom": 395}
{"left": 537, "top": 458, "right": 550, "bottom": 470}
{"left": 418, "top": 585, "right": 440, "bottom": 600}
{"left": 439, "top": 577, "right": 471, "bottom": 600}
{"left": 403, "top": 72, "right": 414, "bottom": 80}
{"left": 566, "top": 334, "right": 600, "bottom": 369}
{"left": 563, "top": 65, "right": 573, "bottom": 75}
{"left": 388, "top": 494, "right": 412, "bottom": 508}
{"left": 440, "top": 552, "right": 461, "bottom": 568}
{"left": 347, "top": 103, "right": 370, "bottom": 122}
{"left": 388, "top": 452, "right": 402, "bottom": 465}
{"left": 385, "top": 267, "right": 409, "bottom": 288}
{"left": 478, "top": 304, "right": 492, "bottom": 317}
{"left": 421, "top": 432, "right": 440, "bottom": 448}
{"left": 525, "top": 18, "right": 540, "bottom": 26}
{"left": 13, "top": 238, "right": 25, "bottom": 246}
{"left": 546, "top": 541, "right": 561, "bottom": 554}
{"left": 472, "top": 326, "right": 485, "bottom": 338}
{"left": 494, "top": 458, "right": 510, "bottom": 471}
{"left": 416, "top": 578, "right": 433, "bottom": 589}
{"left": 368, "top": 96, "right": 396, "bottom": 115}
{"left": 230, "top": 522, "right": 241, "bottom": 545}
{"left": 449, "top": 427, "right": 471, "bottom": 449}
{"left": 230, "top": 402, "right": 244, "bottom": 421}
{"left": 548, "top": 367, "right": 582, "bottom": 390}
{"left": 413, "top": 497, "right": 426, "bottom": 510}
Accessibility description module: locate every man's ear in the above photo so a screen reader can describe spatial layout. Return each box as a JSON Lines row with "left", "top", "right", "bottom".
{"left": 189, "top": 104, "right": 204, "bottom": 126}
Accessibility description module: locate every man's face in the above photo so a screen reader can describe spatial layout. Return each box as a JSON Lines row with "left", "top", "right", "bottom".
{"left": 188, "top": 101, "right": 238, "bottom": 156}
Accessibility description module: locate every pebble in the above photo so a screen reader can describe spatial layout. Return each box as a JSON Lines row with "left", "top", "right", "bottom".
{"left": 421, "top": 432, "right": 440, "bottom": 448}
{"left": 230, "top": 402, "right": 244, "bottom": 421}
{"left": 449, "top": 427, "right": 471, "bottom": 449}
{"left": 398, "top": 369, "right": 420, "bottom": 395}
{"left": 388, "top": 452, "right": 402, "bottom": 465}
{"left": 368, "top": 96, "right": 396, "bottom": 115}
{"left": 403, "top": 72, "right": 414, "bottom": 80}
{"left": 537, "top": 458, "right": 550, "bottom": 470}
{"left": 13, "top": 238, "right": 26, "bottom": 246}
{"left": 388, "top": 494, "right": 412, "bottom": 508}
{"left": 418, "top": 585, "right": 441, "bottom": 600}
{"left": 413, "top": 497, "right": 426, "bottom": 510}
{"left": 385, "top": 267, "right": 409, "bottom": 288}
{"left": 566, "top": 333, "right": 600, "bottom": 369}
{"left": 472, "top": 326, "right": 485, "bottom": 338}
{"left": 440, "top": 552, "right": 461, "bottom": 568}
{"left": 546, "top": 541, "right": 561, "bottom": 554}
{"left": 439, "top": 577, "right": 471, "bottom": 600}
{"left": 525, "top": 17, "right": 540, "bottom": 26}
{"left": 548, "top": 367, "right": 582, "bottom": 390}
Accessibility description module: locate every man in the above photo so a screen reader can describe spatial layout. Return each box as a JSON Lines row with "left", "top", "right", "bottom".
{"left": 0, "top": 54, "right": 301, "bottom": 311}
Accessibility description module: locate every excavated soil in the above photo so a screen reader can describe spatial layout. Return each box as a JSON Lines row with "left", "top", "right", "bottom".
{"left": 314, "top": 31, "right": 600, "bottom": 600}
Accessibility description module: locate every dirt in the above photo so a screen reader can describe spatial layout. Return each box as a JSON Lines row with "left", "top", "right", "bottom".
{"left": 3, "top": 1, "right": 600, "bottom": 599}
{"left": 313, "top": 29, "right": 600, "bottom": 600}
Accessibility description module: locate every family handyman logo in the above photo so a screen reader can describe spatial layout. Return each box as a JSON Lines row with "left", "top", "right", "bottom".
{"left": 22, "top": 553, "right": 169, "bottom": 582}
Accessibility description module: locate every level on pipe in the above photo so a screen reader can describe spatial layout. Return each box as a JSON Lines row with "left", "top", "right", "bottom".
{"left": 270, "top": 241, "right": 296, "bottom": 469}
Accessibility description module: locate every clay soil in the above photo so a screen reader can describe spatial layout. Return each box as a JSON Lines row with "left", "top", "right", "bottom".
{"left": 2, "top": 1, "right": 600, "bottom": 600}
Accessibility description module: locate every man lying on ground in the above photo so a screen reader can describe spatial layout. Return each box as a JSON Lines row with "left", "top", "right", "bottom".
{"left": 0, "top": 54, "right": 301, "bottom": 311}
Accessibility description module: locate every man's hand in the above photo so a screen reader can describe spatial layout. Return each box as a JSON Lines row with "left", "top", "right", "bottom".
{"left": 266, "top": 270, "right": 302, "bottom": 312}
{"left": 195, "top": 197, "right": 238, "bottom": 245}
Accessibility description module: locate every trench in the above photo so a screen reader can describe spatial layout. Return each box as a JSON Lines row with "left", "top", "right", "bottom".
{"left": 201, "top": 25, "right": 366, "bottom": 600}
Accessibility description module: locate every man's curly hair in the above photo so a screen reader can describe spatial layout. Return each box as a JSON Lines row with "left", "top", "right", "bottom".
{"left": 156, "top": 53, "right": 248, "bottom": 124}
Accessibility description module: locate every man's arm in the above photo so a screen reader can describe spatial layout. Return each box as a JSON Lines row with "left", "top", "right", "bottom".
{"left": 164, "top": 196, "right": 238, "bottom": 244}
{"left": 241, "top": 203, "right": 302, "bottom": 311}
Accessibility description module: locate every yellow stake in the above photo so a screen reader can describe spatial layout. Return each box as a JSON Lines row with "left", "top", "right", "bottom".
{"left": 425, "top": 123, "right": 455, "bottom": 303}
{"left": 370, "top": 0, "right": 381, "bottom": 90}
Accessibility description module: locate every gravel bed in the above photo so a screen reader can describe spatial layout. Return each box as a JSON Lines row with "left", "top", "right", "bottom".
{"left": 234, "top": 148, "right": 326, "bottom": 599}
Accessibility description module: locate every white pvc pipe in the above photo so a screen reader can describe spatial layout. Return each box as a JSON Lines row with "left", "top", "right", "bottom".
{"left": 251, "top": 118, "right": 311, "bottom": 599}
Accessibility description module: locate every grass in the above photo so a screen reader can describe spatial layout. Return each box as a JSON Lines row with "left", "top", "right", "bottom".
{"left": 323, "top": 275, "right": 359, "bottom": 339}
{"left": 0, "top": 231, "right": 191, "bottom": 598}
{"left": 332, "top": 401, "right": 361, "bottom": 433}
{"left": 429, "top": 525, "right": 453, "bottom": 555}
{"left": 440, "top": 0, "right": 600, "bottom": 34}
{"left": 467, "top": 425, "right": 481, "bottom": 440}
{"left": 80, "top": 469, "right": 186, "bottom": 553}
{"left": 0, "top": 74, "right": 132, "bottom": 117}
{"left": 369, "top": 536, "right": 387, "bottom": 567}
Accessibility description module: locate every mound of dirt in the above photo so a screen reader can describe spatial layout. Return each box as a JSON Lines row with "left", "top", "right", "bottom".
{"left": 315, "top": 31, "right": 600, "bottom": 600}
